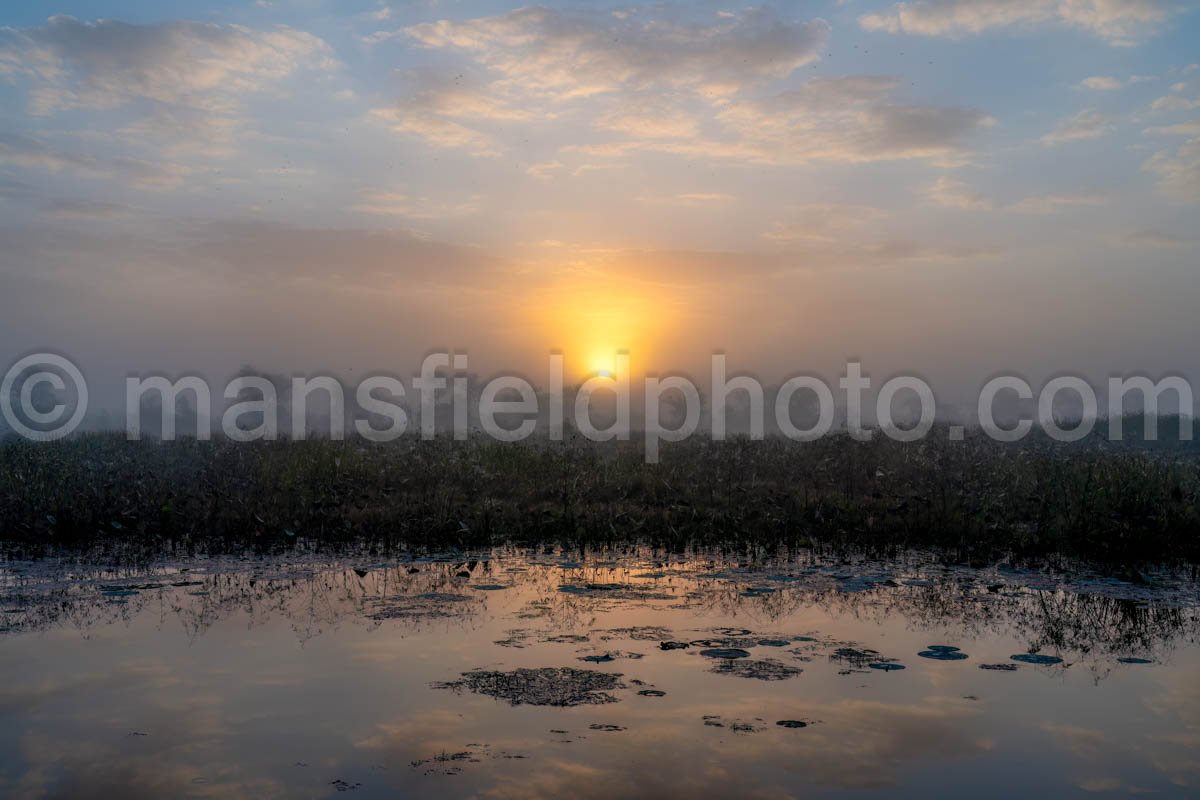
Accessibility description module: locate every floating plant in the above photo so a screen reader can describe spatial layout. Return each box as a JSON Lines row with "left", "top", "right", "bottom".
{"left": 432, "top": 667, "right": 625, "bottom": 707}
{"left": 700, "top": 648, "right": 752, "bottom": 659}
{"left": 1010, "top": 654, "right": 1063, "bottom": 666}
{"left": 710, "top": 659, "right": 803, "bottom": 680}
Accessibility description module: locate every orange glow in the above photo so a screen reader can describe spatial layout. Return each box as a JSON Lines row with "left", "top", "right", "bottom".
{"left": 531, "top": 274, "right": 671, "bottom": 381}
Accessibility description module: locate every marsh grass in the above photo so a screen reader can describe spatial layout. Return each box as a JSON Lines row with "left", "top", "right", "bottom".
{"left": 1, "top": 419, "right": 1197, "bottom": 566}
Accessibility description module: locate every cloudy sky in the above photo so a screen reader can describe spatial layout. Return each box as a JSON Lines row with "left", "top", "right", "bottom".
{"left": 1, "top": 1, "right": 1197, "bottom": 407}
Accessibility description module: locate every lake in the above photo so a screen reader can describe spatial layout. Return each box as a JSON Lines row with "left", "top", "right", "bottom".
{"left": 1, "top": 546, "right": 1197, "bottom": 798}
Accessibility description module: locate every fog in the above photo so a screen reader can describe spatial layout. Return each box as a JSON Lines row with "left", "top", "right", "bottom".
{"left": 2, "top": 3, "right": 1198, "bottom": 430}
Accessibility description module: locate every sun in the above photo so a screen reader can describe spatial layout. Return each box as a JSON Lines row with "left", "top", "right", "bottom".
{"left": 527, "top": 263, "right": 675, "bottom": 381}
{"left": 587, "top": 350, "right": 624, "bottom": 379}
{"left": 561, "top": 297, "right": 650, "bottom": 380}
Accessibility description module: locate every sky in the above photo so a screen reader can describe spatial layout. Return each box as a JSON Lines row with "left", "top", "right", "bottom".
{"left": 0, "top": 0, "right": 1198, "bottom": 414}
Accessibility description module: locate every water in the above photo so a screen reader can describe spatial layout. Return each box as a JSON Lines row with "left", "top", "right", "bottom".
{"left": 1, "top": 547, "right": 1198, "bottom": 798}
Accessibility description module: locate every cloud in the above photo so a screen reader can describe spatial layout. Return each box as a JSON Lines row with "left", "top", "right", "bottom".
{"left": 397, "top": 69, "right": 537, "bottom": 122}
{"left": 1112, "top": 228, "right": 1191, "bottom": 247}
{"left": 713, "top": 76, "right": 995, "bottom": 165}
{"left": 1150, "top": 80, "right": 1200, "bottom": 112}
{"left": 352, "top": 189, "right": 481, "bottom": 219}
{"left": 0, "top": 15, "right": 336, "bottom": 113}
{"left": 460, "top": 697, "right": 991, "bottom": 798}
{"left": 860, "top": 0, "right": 1174, "bottom": 46}
{"left": 526, "top": 160, "right": 564, "bottom": 180}
{"left": 369, "top": 106, "right": 499, "bottom": 155}
{"left": 372, "top": 9, "right": 990, "bottom": 168}
{"left": 764, "top": 203, "right": 890, "bottom": 242}
{"left": 636, "top": 191, "right": 735, "bottom": 207}
{"left": 1147, "top": 119, "right": 1200, "bottom": 136}
{"left": 1042, "top": 109, "right": 1110, "bottom": 144}
{"left": 1042, "top": 722, "right": 1108, "bottom": 760}
{"left": 528, "top": 234, "right": 998, "bottom": 293}
{"left": 0, "top": 219, "right": 508, "bottom": 300}
{"left": 1080, "top": 74, "right": 1152, "bottom": 90}
{"left": 0, "top": 15, "right": 337, "bottom": 153}
{"left": 1007, "top": 191, "right": 1109, "bottom": 213}
{"left": 757, "top": 210, "right": 1001, "bottom": 267}
{"left": 926, "top": 176, "right": 992, "bottom": 209}
{"left": 1144, "top": 137, "right": 1200, "bottom": 202}
{"left": 567, "top": 96, "right": 994, "bottom": 166}
{"left": 1144, "top": 120, "right": 1200, "bottom": 136}
{"left": 188, "top": 221, "right": 512, "bottom": 288}
{"left": 0, "top": 174, "right": 33, "bottom": 200}
{"left": 395, "top": 6, "right": 830, "bottom": 99}
{"left": 0, "top": 132, "right": 191, "bottom": 189}
{"left": 571, "top": 162, "right": 625, "bottom": 176}
{"left": 0, "top": 132, "right": 109, "bottom": 177}
{"left": 1081, "top": 76, "right": 1123, "bottom": 90}
{"left": 369, "top": 6, "right": 832, "bottom": 158}
{"left": 855, "top": 239, "right": 1002, "bottom": 262}
{"left": 1151, "top": 96, "right": 1200, "bottom": 112}
{"left": 368, "top": 70, "right": 537, "bottom": 156}
{"left": 42, "top": 198, "right": 134, "bottom": 219}
{"left": 598, "top": 97, "right": 701, "bottom": 139}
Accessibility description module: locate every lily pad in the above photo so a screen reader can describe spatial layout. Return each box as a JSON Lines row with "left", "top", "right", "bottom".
{"left": 699, "top": 648, "right": 751, "bottom": 659}
{"left": 1117, "top": 657, "right": 1153, "bottom": 665}
{"left": 1010, "top": 654, "right": 1062, "bottom": 666}
{"left": 776, "top": 720, "right": 808, "bottom": 728}
{"left": 919, "top": 649, "right": 969, "bottom": 661}
{"left": 691, "top": 638, "right": 757, "bottom": 649}
{"left": 868, "top": 662, "right": 906, "bottom": 671}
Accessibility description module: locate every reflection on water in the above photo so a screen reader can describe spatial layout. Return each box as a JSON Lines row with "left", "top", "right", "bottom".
{"left": 1, "top": 546, "right": 1198, "bottom": 798}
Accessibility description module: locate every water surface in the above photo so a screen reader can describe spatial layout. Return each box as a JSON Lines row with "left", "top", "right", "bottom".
{"left": 1, "top": 547, "right": 1198, "bottom": 798}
